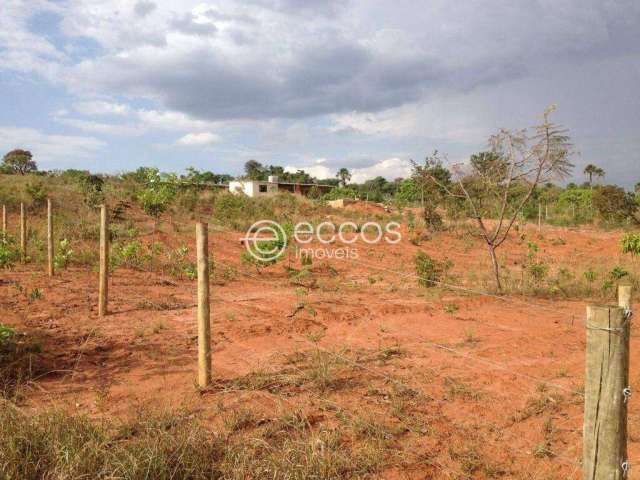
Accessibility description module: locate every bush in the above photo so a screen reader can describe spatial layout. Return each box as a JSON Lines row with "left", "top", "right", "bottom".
{"left": 77, "top": 174, "right": 105, "bottom": 208}
{"left": 25, "top": 180, "right": 47, "bottom": 208}
{"left": 593, "top": 185, "right": 637, "bottom": 224}
{"left": 111, "top": 240, "right": 156, "bottom": 270}
{"left": 0, "top": 235, "right": 20, "bottom": 269}
{"left": 135, "top": 168, "right": 177, "bottom": 219}
{"left": 53, "top": 238, "right": 73, "bottom": 269}
{"left": 166, "top": 245, "right": 197, "bottom": 280}
{"left": 422, "top": 205, "right": 443, "bottom": 232}
{"left": 414, "top": 251, "right": 451, "bottom": 287}
{"left": 621, "top": 233, "right": 640, "bottom": 256}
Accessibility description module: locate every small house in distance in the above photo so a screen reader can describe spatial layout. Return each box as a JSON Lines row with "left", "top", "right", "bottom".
{"left": 228, "top": 175, "right": 334, "bottom": 198}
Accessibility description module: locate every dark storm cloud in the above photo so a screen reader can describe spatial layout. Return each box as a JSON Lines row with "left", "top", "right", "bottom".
{"left": 71, "top": 0, "right": 640, "bottom": 125}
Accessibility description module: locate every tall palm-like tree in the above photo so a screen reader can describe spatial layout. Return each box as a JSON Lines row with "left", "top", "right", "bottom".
{"left": 584, "top": 164, "right": 605, "bottom": 187}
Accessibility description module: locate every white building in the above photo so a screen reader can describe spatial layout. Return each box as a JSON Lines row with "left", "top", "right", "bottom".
{"left": 228, "top": 175, "right": 280, "bottom": 197}
{"left": 229, "top": 175, "right": 335, "bottom": 198}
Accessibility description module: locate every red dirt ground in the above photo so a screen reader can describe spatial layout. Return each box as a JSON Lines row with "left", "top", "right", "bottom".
{"left": 1, "top": 217, "right": 638, "bottom": 479}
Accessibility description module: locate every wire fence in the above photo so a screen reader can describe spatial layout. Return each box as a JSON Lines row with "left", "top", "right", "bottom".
{"left": 2, "top": 201, "right": 637, "bottom": 478}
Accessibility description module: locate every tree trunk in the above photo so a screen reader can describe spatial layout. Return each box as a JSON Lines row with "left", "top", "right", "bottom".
{"left": 488, "top": 244, "right": 502, "bottom": 293}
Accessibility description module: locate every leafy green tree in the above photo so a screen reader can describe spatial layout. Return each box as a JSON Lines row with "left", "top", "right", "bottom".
{"left": 244, "top": 160, "right": 265, "bottom": 180}
{"left": 336, "top": 168, "right": 352, "bottom": 187}
{"left": 135, "top": 168, "right": 177, "bottom": 222}
{"left": 583, "top": 164, "right": 605, "bottom": 187}
{"left": 395, "top": 178, "right": 420, "bottom": 204}
{"left": 2, "top": 149, "right": 37, "bottom": 175}
{"left": 282, "top": 169, "right": 314, "bottom": 184}
{"left": 410, "top": 150, "right": 452, "bottom": 230}
{"left": 183, "top": 167, "right": 232, "bottom": 184}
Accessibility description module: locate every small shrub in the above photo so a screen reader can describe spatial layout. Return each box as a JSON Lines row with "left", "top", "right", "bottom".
{"left": 135, "top": 168, "right": 177, "bottom": 220}
{"left": 28, "top": 288, "right": 42, "bottom": 302}
{"left": 583, "top": 269, "right": 597, "bottom": 283}
{"left": 422, "top": 205, "right": 443, "bottom": 232}
{"left": 0, "top": 325, "right": 15, "bottom": 342}
{"left": 77, "top": 174, "right": 105, "bottom": 208}
{"left": 414, "top": 251, "right": 451, "bottom": 287}
{"left": 167, "top": 245, "right": 197, "bottom": 280}
{"left": 610, "top": 266, "right": 629, "bottom": 281}
{"left": 621, "top": 233, "right": 640, "bottom": 256}
{"left": 0, "top": 235, "right": 20, "bottom": 269}
{"left": 528, "top": 262, "right": 549, "bottom": 281}
{"left": 25, "top": 180, "right": 47, "bottom": 208}
{"left": 112, "top": 240, "right": 147, "bottom": 270}
{"left": 53, "top": 238, "right": 73, "bottom": 269}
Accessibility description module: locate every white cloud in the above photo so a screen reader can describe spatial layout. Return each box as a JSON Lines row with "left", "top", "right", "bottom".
{"left": 0, "top": 126, "right": 105, "bottom": 168}
{"left": 54, "top": 116, "right": 143, "bottom": 136}
{"left": 176, "top": 132, "right": 221, "bottom": 146}
{"left": 350, "top": 157, "right": 410, "bottom": 183}
{"left": 73, "top": 100, "right": 131, "bottom": 116}
{"left": 329, "top": 94, "right": 491, "bottom": 144}
{"left": 137, "top": 109, "right": 220, "bottom": 131}
{"left": 52, "top": 106, "right": 222, "bottom": 138}
{"left": 285, "top": 164, "right": 333, "bottom": 180}
{"left": 285, "top": 157, "right": 411, "bottom": 183}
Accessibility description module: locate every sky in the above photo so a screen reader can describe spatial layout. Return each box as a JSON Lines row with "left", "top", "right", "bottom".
{"left": 1, "top": 0, "right": 639, "bottom": 186}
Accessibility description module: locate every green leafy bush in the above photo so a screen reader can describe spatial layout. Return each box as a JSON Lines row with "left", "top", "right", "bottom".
{"left": 112, "top": 240, "right": 150, "bottom": 270}
{"left": 167, "top": 245, "right": 197, "bottom": 280}
{"left": 135, "top": 168, "right": 177, "bottom": 219}
{"left": 610, "top": 266, "right": 629, "bottom": 280}
{"left": 414, "top": 251, "right": 451, "bottom": 287}
{"left": 25, "top": 180, "right": 47, "bottom": 208}
{"left": 528, "top": 262, "right": 549, "bottom": 281}
{"left": 77, "top": 174, "right": 105, "bottom": 208}
{"left": 621, "top": 233, "right": 640, "bottom": 256}
{"left": 0, "top": 325, "right": 15, "bottom": 342}
{"left": 0, "top": 236, "right": 20, "bottom": 269}
{"left": 53, "top": 238, "right": 73, "bottom": 269}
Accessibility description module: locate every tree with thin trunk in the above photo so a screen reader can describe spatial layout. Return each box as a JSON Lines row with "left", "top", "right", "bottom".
{"left": 425, "top": 106, "right": 574, "bottom": 292}
{"left": 583, "top": 163, "right": 604, "bottom": 187}
{"left": 336, "top": 168, "right": 352, "bottom": 187}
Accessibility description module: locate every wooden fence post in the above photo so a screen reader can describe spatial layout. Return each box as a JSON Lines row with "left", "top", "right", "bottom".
{"left": 47, "top": 199, "right": 54, "bottom": 277}
{"left": 618, "top": 284, "right": 632, "bottom": 311}
{"left": 98, "top": 205, "right": 109, "bottom": 316}
{"left": 20, "top": 202, "right": 26, "bottom": 262}
{"left": 583, "top": 304, "right": 630, "bottom": 479}
{"left": 2, "top": 204, "right": 6, "bottom": 237}
{"left": 538, "top": 202, "right": 542, "bottom": 232}
{"left": 196, "top": 222, "right": 211, "bottom": 388}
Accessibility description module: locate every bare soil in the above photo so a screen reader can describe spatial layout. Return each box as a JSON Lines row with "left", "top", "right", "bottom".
{"left": 1, "top": 216, "right": 637, "bottom": 479}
